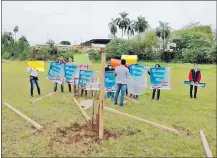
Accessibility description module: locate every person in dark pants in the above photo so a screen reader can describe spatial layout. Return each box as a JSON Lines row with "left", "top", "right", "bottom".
{"left": 148, "top": 64, "right": 161, "bottom": 100}
{"left": 27, "top": 67, "right": 41, "bottom": 97}
{"left": 188, "top": 64, "right": 201, "bottom": 98}
{"left": 114, "top": 59, "right": 130, "bottom": 106}
{"left": 66, "top": 56, "right": 74, "bottom": 93}
{"left": 54, "top": 55, "right": 66, "bottom": 93}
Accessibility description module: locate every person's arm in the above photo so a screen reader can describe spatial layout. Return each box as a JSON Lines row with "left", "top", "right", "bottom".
{"left": 126, "top": 69, "right": 130, "bottom": 78}
{"left": 26, "top": 67, "right": 31, "bottom": 72}
{"left": 114, "top": 68, "right": 117, "bottom": 76}
{"left": 188, "top": 70, "right": 193, "bottom": 82}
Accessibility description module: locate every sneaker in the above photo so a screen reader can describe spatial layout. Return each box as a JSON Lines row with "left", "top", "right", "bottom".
{"left": 114, "top": 103, "right": 117, "bottom": 105}
{"left": 120, "top": 104, "right": 124, "bottom": 106}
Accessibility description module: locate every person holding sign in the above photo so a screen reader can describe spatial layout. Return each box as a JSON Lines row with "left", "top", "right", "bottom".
{"left": 65, "top": 56, "right": 74, "bottom": 93}
{"left": 148, "top": 64, "right": 161, "bottom": 100}
{"left": 114, "top": 59, "right": 130, "bottom": 106}
{"left": 26, "top": 67, "right": 41, "bottom": 97}
{"left": 105, "top": 63, "right": 115, "bottom": 99}
{"left": 188, "top": 64, "right": 201, "bottom": 98}
{"left": 54, "top": 55, "right": 66, "bottom": 93}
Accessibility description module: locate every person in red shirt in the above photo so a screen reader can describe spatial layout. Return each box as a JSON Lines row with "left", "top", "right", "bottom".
{"left": 188, "top": 64, "right": 201, "bottom": 98}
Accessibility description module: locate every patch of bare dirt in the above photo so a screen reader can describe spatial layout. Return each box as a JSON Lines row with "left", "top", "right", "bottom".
{"left": 173, "top": 125, "right": 192, "bottom": 136}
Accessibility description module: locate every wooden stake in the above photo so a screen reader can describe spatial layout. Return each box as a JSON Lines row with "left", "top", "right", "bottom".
{"left": 98, "top": 49, "right": 105, "bottom": 139}
{"left": 104, "top": 106, "right": 179, "bottom": 134}
{"left": 32, "top": 92, "right": 56, "bottom": 103}
{"left": 200, "top": 130, "right": 213, "bottom": 158}
{"left": 4, "top": 102, "right": 43, "bottom": 131}
{"left": 72, "top": 96, "right": 91, "bottom": 122}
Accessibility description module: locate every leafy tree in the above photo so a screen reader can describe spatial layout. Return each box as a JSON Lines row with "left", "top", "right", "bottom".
{"left": 115, "top": 12, "right": 130, "bottom": 39}
{"left": 46, "top": 39, "right": 55, "bottom": 48}
{"left": 60, "top": 41, "right": 71, "bottom": 45}
{"left": 88, "top": 49, "right": 101, "bottom": 61}
{"left": 134, "top": 16, "right": 148, "bottom": 39}
{"left": 13, "top": 25, "right": 19, "bottom": 41}
{"left": 108, "top": 18, "right": 118, "bottom": 39}
{"left": 106, "top": 39, "right": 132, "bottom": 59}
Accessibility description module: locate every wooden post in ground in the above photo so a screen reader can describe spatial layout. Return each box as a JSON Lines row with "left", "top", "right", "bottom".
{"left": 98, "top": 49, "right": 105, "bottom": 139}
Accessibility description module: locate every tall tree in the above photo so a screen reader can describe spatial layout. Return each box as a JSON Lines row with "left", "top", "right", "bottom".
{"left": 115, "top": 12, "right": 130, "bottom": 38}
{"left": 134, "top": 16, "right": 148, "bottom": 39}
{"left": 125, "top": 20, "right": 135, "bottom": 40}
{"left": 156, "top": 21, "right": 171, "bottom": 52}
{"left": 108, "top": 18, "right": 118, "bottom": 39}
{"left": 46, "top": 39, "right": 55, "bottom": 48}
{"left": 19, "top": 36, "right": 29, "bottom": 45}
{"left": 13, "top": 25, "right": 19, "bottom": 41}
{"left": 60, "top": 41, "right": 71, "bottom": 45}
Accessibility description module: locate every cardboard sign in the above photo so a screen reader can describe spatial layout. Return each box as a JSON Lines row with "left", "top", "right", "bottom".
{"left": 47, "top": 62, "right": 65, "bottom": 84}
{"left": 104, "top": 71, "right": 116, "bottom": 92}
{"left": 64, "top": 64, "right": 79, "bottom": 84}
{"left": 27, "top": 61, "right": 44, "bottom": 72}
{"left": 74, "top": 54, "right": 90, "bottom": 65}
{"left": 184, "top": 81, "right": 206, "bottom": 88}
{"left": 110, "top": 58, "right": 121, "bottom": 68}
{"left": 150, "top": 67, "right": 171, "bottom": 90}
{"left": 127, "top": 64, "right": 147, "bottom": 95}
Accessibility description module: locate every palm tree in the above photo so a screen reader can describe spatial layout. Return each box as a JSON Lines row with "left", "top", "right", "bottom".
{"left": 156, "top": 21, "right": 171, "bottom": 52}
{"left": 108, "top": 18, "right": 118, "bottom": 39}
{"left": 134, "top": 16, "right": 148, "bottom": 39}
{"left": 115, "top": 12, "right": 130, "bottom": 39}
{"left": 125, "top": 20, "right": 135, "bottom": 40}
{"left": 13, "top": 25, "right": 19, "bottom": 41}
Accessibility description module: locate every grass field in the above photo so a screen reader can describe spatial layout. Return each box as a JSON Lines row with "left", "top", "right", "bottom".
{"left": 2, "top": 60, "right": 216, "bottom": 157}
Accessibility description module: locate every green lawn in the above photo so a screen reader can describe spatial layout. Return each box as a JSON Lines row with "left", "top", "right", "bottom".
{"left": 2, "top": 60, "right": 216, "bottom": 157}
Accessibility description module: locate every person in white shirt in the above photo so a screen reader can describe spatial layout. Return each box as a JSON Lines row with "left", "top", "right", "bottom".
{"left": 114, "top": 59, "right": 130, "bottom": 106}
{"left": 26, "top": 67, "right": 41, "bottom": 97}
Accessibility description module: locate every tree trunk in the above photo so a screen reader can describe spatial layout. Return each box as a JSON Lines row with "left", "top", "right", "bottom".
{"left": 122, "top": 29, "right": 123, "bottom": 39}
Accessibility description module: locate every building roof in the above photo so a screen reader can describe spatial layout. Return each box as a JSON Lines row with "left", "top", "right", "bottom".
{"left": 80, "top": 39, "right": 111, "bottom": 46}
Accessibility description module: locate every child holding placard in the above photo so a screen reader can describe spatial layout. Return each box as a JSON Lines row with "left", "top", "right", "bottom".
{"left": 66, "top": 56, "right": 74, "bottom": 93}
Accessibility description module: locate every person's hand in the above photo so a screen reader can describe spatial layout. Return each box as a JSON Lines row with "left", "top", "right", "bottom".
{"left": 191, "top": 81, "right": 194, "bottom": 83}
{"left": 195, "top": 82, "right": 198, "bottom": 84}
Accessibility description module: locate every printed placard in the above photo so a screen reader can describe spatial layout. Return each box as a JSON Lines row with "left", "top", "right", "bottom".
{"left": 150, "top": 67, "right": 171, "bottom": 90}
{"left": 47, "top": 62, "right": 65, "bottom": 84}
{"left": 104, "top": 71, "right": 116, "bottom": 92}
{"left": 64, "top": 65, "right": 79, "bottom": 84}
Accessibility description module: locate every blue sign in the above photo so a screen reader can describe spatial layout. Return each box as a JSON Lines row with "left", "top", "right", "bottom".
{"left": 78, "top": 70, "right": 95, "bottom": 86}
{"left": 104, "top": 71, "right": 116, "bottom": 92}
{"left": 64, "top": 64, "right": 78, "bottom": 84}
{"left": 47, "top": 62, "right": 65, "bottom": 84}
{"left": 129, "top": 64, "right": 146, "bottom": 78}
{"left": 184, "top": 81, "right": 206, "bottom": 88}
{"left": 150, "top": 67, "right": 171, "bottom": 89}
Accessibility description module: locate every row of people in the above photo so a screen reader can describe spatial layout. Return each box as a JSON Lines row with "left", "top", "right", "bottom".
{"left": 27, "top": 57, "right": 201, "bottom": 104}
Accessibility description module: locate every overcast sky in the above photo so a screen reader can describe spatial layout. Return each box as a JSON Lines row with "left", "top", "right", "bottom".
{"left": 2, "top": 1, "right": 216, "bottom": 46}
